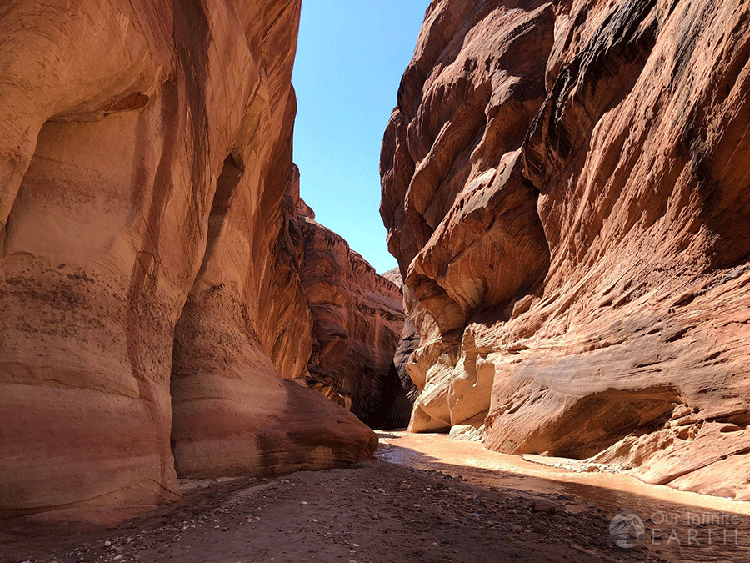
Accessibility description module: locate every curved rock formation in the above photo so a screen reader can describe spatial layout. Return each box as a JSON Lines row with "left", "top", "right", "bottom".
{"left": 0, "top": 0, "right": 376, "bottom": 522}
{"left": 382, "top": 0, "right": 750, "bottom": 497}
{"left": 381, "top": 0, "right": 555, "bottom": 435}
{"left": 292, "top": 200, "right": 411, "bottom": 429}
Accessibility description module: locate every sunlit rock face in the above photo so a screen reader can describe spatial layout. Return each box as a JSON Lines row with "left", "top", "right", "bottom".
{"left": 0, "top": 0, "right": 376, "bottom": 523}
{"left": 382, "top": 0, "right": 750, "bottom": 498}
{"left": 381, "top": 0, "right": 554, "bottom": 436}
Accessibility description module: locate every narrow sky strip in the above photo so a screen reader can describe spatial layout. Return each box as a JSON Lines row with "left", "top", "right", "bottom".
{"left": 292, "top": 0, "right": 430, "bottom": 274}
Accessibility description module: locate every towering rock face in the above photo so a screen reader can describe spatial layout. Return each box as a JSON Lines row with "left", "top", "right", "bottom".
{"left": 0, "top": 0, "right": 376, "bottom": 522}
{"left": 382, "top": 0, "right": 750, "bottom": 498}
{"left": 382, "top": 0, "right": 555, "bottom": 436}
{"left": 291, "top": 199, "right": 410, "bottom": 429}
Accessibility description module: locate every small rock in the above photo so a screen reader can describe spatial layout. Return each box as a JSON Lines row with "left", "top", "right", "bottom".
{"left": 371, "top": 514, "right": 380, "bottom": 520}
{"left": 532, "top": 499, "right": 559, "bottom": 514}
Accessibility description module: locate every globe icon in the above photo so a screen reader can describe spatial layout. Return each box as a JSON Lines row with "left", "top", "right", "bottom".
{"left": 609, "top": 511, "right": 647, "bottom": 549}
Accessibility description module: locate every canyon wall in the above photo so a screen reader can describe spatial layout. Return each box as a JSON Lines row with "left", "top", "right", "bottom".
{"left": 292, "top": 196, "right": 411, "bottom": 429}
{"left": 0, "top": 0, "right": 377, "bottom": 523}
{"left": 382, "top": 0, "right": 750, "bottom": 497}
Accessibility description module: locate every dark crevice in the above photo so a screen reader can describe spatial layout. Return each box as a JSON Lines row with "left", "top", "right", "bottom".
{"left": 524, "top": 0, "right": 659, "bottom": 186}
{"left": 196, "top": 155, "right": 244, "bottom": 281}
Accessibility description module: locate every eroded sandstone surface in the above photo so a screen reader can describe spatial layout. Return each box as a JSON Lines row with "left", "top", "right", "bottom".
{"left": 382, "top": 0, "right": 750, "bottom": 498}
{"left": 0, "top": 0, "right": 378, "bottom": 522}
{"left": 291, "top": 195, "right": 410, "bottom": 429}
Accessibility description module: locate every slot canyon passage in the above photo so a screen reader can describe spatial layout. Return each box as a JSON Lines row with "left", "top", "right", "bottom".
{"left": 1, "top": 0, "right": 750, "bottom": 561}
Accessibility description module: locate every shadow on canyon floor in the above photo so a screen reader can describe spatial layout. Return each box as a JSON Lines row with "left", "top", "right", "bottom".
{"left": 1, "top": 437, "right": 748, "bottom": 563}
{"left": 376, "top": 433, "right": 750, "bottom": 563}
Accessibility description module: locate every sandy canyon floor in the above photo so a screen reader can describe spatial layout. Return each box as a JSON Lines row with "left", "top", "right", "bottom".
{"left": 2, "top": 432, "right": 748, "bottom": 563}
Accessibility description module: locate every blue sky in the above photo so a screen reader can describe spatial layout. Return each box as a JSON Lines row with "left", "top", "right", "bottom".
{"left": 292, "top": 1, "right": 429, "bottom": 274}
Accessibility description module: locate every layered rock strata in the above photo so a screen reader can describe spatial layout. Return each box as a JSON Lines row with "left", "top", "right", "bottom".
{"left": 382, "top": 0, "right": 750, "bottom": 497}
{"left": 0, "top": 0, "right": 376, "bottom": 522}
{"left": 293, "top": 202, "right": 411, "bottom": 429}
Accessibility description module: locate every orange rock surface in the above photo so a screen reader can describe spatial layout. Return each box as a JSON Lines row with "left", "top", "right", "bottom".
{"left": 0, "top": 0, "right": 376, "bottom": 522}
{"left": 292, "top": 196, "right": 410, "bottom": 429}
{"left": 382, "top": 0, "right": 750, "bottom": 498}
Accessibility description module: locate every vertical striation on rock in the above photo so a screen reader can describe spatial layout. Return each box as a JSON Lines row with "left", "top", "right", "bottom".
{"left": 0, "top": 0, "right": 377, "bottom": 522}
{"left": 383, "top": 0, "right": 750, "bottom": 497}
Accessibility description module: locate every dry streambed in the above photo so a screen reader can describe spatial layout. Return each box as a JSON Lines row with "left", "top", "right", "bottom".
{"left": 1, "top": 435, "right": 747, "bottom": 563}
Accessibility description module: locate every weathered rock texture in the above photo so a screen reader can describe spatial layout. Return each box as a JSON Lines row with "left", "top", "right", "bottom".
{"left": 382, "top": 0, "right": 750, "bottom": 498}
{"left": 0, "top": 0, "right": 376, "bottom": 522}
{"left": 285, "top": 180, "right": 410, "bottom": 429}
{"left": 382, "top": 267, "right": 403, "bottom": 288}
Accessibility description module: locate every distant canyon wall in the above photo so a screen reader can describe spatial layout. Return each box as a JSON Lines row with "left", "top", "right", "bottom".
{"left": 292, "top": 194, "right": 411, "bottom": 429}
{"left": 381, "top": 0, "right": 750, "bottom": 498}
{"left": 0, "top": 0, "right": 382, "bottom": 522}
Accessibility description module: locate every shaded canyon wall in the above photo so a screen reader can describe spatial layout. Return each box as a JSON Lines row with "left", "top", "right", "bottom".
{"left": 381, "top": 0, "right": 750, "bottom": 498}
{"left": 285, "top": 171, "right": 410, "bottom": 429}
{"left": 0, "top": 0, "right": 378, "bottom": 522}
